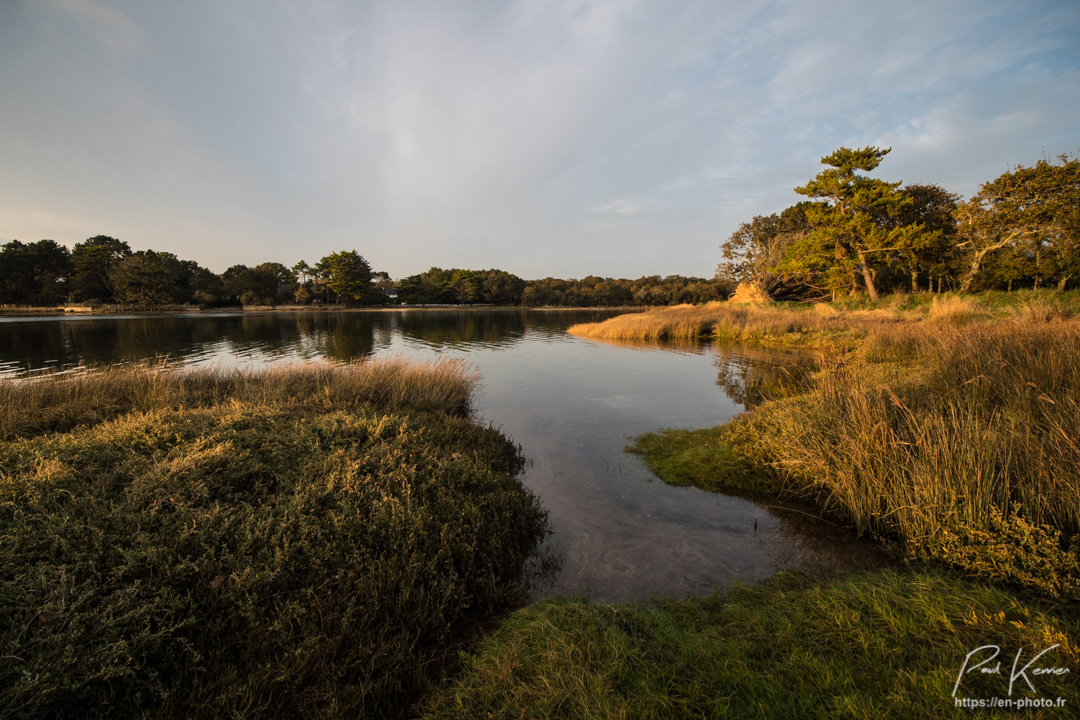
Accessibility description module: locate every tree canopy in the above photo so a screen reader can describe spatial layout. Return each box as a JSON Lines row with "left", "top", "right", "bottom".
{"left": 319, "top": 251, "right": 373, "bottom": 304}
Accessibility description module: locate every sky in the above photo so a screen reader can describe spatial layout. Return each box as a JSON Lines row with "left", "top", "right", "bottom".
{"left": 1, "top": 0, "right": 1078, "bottom": 280}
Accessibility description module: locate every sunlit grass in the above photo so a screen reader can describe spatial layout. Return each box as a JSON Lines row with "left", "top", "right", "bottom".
{"left": 568, "top": 291, "right": 1080, "bottom": 349}
{"left": 423, "top": 568, "right": 1079, "bottom": 719}
{"left": 723, "top": 315, "right": 1080, "bottom": 598}
{"left": 0, "top": 356, "right": 479, "bottom": 440}
{"left": 0, "top": 360, "right": 548, "bottom": 719}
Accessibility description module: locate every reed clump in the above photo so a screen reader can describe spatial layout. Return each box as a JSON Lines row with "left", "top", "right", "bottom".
{"left": 726, "top": 316, "right": 1080, "bottom": 597}
{"left": 0, "top": 360, "right": 548, "bottom": 719}
{"left": 570, "top": 292, "right": 1080, "bottom": 348}
{"left": 567, "top": 302, "right": 727, "bottom": 340}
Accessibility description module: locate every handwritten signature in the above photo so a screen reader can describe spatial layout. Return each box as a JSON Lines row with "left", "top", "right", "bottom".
{"left": 953, "top": 645, "right": 1071, "bottom": 697}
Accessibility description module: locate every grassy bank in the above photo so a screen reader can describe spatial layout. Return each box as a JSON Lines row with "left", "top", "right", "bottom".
{"left": 617, "top": 297, "right": 1080, "bottom": 600}
{"left": 0, "top": 360, "right": 549, "bottom": 719}
{"left": 568, "top": 290, "right": 1080, "bottom": 347}
{"left": 424, "top": 568, "right": 1079, "bottom": 719}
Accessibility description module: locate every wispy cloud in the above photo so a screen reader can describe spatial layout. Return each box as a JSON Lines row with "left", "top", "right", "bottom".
{"left": 591, "top": 198, "right": 641, "bottom": 215}
{"left": 1, "top": 0, "right": 1078, "bottom": 278}
{"left": 42, "top": 0, "right": 143, "bottom": 54}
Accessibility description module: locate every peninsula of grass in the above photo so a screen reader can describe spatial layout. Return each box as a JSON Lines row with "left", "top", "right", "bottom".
{"left": 0, "top": 359, "right": 549, "bottom": 719}
{"left": 568, "top": 289, "right": 1080, "bottom": 349}
{"left": 626, "top": 426, "right": 772, "bottom": 494}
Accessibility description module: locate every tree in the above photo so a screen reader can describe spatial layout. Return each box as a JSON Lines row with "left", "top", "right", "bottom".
{"left": 790, "top": 147, "right": 920, "bottom": 301}
{"left": 889, "top": 185, "right": 959, "bottom": 292}
{"left": 0, "top": 239, "right": 71, "bottom": 305}
{"left": 110, "top": 251, "right": 187, "bottom": 305}
{"left": 222, "top": 264, "right": 279, "bottom": 304}
{"left": 448, "top": 270, "right": 479, "bottom": 305}
{"left": 956, "top": 154, "right": 1080, "bottom": 292}
{"left": 959, "top": 155, "right": 1075, "bottom": 293}
{"left": 291, "top": 261, "right": 314, "bottom": 303}
{"left": 319, "top": 250, "right": 373, "bottom": 304}
{"left": 719, "top": 203, "right": 814, "bottom": 297}
{"left": 69, "top": 235, "right": 131, "bottom": 302}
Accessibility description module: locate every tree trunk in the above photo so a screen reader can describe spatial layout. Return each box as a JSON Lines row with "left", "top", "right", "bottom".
{"left": 857, "top": 251, "right": 879, "bottom": 301}
{"left": 961, "top": 246, "right": 999, "bottom": 292}
{"left": 959, "top": 232, "right": 1017, "bottom": 293}
{"left": 1059, "top": 275, "right": 1070, "bottom": 291}
{"left": 911, "top": 269, "right": 918, "bottom": 293}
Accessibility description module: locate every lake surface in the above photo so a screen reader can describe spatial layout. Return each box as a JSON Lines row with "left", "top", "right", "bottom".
{"left": 0, "top": 309, "right": 881, "bottom": 601}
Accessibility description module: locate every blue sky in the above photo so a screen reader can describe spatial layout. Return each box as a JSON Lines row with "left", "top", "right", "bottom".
{"left": 1, "top": 0, "right": 1078, "bottom": 279}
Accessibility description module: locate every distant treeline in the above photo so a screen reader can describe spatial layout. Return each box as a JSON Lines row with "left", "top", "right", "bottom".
{"left": 0, "top": 238, "right": 730, "bottom": 308}
{"left": 7, "top": 148, "right": 1072, "bottom": 308}
{"left": 718, "top": 148, "right": 1079, "bottom": 299}
{"left": 396, "top": 268, "right": 729, "bottom": 306}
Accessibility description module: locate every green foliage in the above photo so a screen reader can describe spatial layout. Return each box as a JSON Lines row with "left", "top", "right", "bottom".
{"left": 0, "top": 363, "right": 548, "bottom": 719}
{"left": 521, "top": 275, "right": 730, "bottom": 307}
{"left": 109, "top": 250, "right": 191, "bottom": 305}
{"left": 396, "top": 268, "right": 528, "bottom": 305}
{"left": 222, "top": 264, "right": 282, "bottom": 304}
{"left": 0, "top": 239, "right": 71, "bottom": 305}
{"left": 69, "top": 235, "right": 131, "bottom": 303}
{"left": 319, "top": 250, "right": 374, "bottom": 304}
{"left": 785, "top": 147, "right": 921, "bottom": 301}
{"left": 911, "top": 511, "right": 1080, "bottom": 599}
{"left": 422, "top": 568, "right": 1079, "bottom": 719}
{"left": 957, "top": 154, "right": 1080, "bottom": 292}
{"left": 717, "top": 203, "right": 815, "bottom": 298}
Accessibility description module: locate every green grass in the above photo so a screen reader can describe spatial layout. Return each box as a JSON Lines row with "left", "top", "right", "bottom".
{"left": 423, "top": 568, "right": 1080, "bottom": 719}
{"left": 627, "top": 427, "right": 776, "bottom": 494}
{"left": 0, "top": 360, "right": 549, "bottom": 719}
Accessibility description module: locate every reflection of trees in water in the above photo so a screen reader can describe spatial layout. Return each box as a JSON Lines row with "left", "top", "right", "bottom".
{"left": 0, "top": 316, "right": 243, "bottom": 371}
{"left": 231, "top": 313, "right": 392, "bottom": 362}
{"left": 713, "top": 344, "right": 817, "bottom": 409}
{"left": 396, "top": 311, "right": 528, "bottom": 348}
{"left": 0, "top": 309, "right": 628, "bottom": 376}
{"left": 395, "top": 309, "right": 636, "bottom": 347}
{"left": 0, "top": 313, "right": 394, "bottom": 374}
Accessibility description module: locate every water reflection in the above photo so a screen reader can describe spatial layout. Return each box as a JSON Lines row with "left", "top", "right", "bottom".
{"left": 0, "top": 309, "right": 628, "bottom": 377}
{"left": 714, "top": 344, "right": 818, "bottom": 409}
{"left": 0, "top": 310, "right": 882, "bottom": 600}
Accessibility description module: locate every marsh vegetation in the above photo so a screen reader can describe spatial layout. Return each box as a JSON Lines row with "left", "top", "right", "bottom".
{"left": 0, "top": 360, "right": 549, "bottom": 719}
{"left": 426, "top": 294, "right": 1080, "bottom": 718}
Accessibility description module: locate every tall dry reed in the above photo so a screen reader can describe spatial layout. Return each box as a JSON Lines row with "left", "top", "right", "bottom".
{"left": 729, "top": 316, "right": 1080, "bottom": 594}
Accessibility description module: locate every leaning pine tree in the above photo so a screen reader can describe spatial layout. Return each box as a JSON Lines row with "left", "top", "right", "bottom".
{"left": 785, "top": 147, "right": 925, "bottom": 301}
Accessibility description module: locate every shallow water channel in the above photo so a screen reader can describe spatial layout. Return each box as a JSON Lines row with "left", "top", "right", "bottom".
{"left": 0, "top": 309, "right": 881, "bottom": 601}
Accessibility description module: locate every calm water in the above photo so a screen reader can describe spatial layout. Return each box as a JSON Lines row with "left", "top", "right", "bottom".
{"left": 0, "top": 309, "right": 880, "bottom": 601}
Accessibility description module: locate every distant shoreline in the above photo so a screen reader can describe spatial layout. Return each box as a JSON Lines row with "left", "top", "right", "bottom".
{"left": 0, "top": 304, "right": 644, "bottom": 318}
